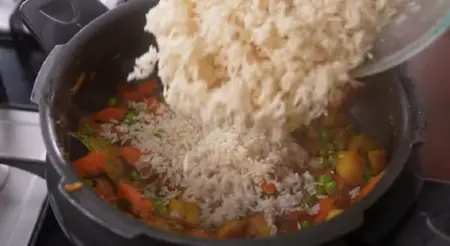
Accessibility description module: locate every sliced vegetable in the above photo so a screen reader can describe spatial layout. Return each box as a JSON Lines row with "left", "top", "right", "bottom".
{"left": 94, "top": 108, "right": 127, "bottom": 122}
{"left": 247, "top": 213, "right": 272, "bottom": 237}
{"left": 216, "top": 220, "right": 248, "bottom": 238}
{"left": 184, "top": 202, "right": 200, "bottom": 225}
{"left": 358, "top": 171, "right": 385, "bottom": 199}
{"left": 313, "top": 198, "right": 335, "bottom": 223}
{"left": 368, "top": 150, "right": 386, "bottom": 174}
{"left": 117, "top": 182, "right": 153, "bottom": 219}
{"left": 168, "top": 199, "right": 184, "bottom": 218}
{"left": 261, "top": 183, "right": 277, "bottom": 194}
{"left": 119, "top": 146, "right": 142, "bottom": 166}
{"left": 335, "top": 151, "right": 365, "bottom": 186}
{"left": 72, "top": 151, "right": 107, "bottom": 177}
{"left": 326, "top": 209, "right": 343, "bottom": 220}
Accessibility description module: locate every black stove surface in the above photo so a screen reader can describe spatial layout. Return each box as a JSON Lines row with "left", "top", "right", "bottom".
{"left": 26, "top": 180, "right": 450, "bottom": 246}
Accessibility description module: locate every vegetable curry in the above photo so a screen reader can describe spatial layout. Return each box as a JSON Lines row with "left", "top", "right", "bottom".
{"left": 68, "top": 81, "right": 387, "bottom": 238}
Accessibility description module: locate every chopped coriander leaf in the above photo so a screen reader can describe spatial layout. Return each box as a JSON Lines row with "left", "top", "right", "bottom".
{"left": 108, "top": 97, "right": 117, "bottom": 106}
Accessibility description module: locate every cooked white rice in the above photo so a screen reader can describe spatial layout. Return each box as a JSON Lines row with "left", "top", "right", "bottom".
{"left": 128, "top": 0, "right": 400, "bottom": 140}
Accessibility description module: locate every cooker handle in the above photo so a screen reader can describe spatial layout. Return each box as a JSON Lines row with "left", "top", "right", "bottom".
{"left": 19, "top": 0, "right": 109, "bottom": 53}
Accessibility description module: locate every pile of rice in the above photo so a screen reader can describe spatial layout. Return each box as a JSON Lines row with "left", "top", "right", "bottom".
{"left": 102, "top": 102, "right": 320, "bottom": 229}
{"left": 128, "top": 0, "right": 400, "bottom": 139}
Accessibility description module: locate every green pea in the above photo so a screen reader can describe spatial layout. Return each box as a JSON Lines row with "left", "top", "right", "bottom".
{"left": 129, "top": 171, "right": 140, "bottom": 181}
{"left": 325, "top": 181, "right": 338, "bottom": 195}
{"left": 336, "top": 141, "right": 347, "bottom": 151}
{"left": 318, "top": 174, "right": 333, "bottom": 184}
{"left": 320, "top": 128, "right": 332, "bottom": 141}
{"left": 149, "top": 198, "right": 166, "bottom": 213}
{"left": 108, "top": 97, "right": 117, "bottom": 106}
{"left": 316, "top": 185, "right": 326, "bottom": 196}
{"left": 301, "top": 220, "right": 310, "bottom": 229}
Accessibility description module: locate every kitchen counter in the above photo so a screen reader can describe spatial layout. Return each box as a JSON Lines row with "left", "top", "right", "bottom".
{"left": 406, "top": 32, "right": 450, "bottom": 181}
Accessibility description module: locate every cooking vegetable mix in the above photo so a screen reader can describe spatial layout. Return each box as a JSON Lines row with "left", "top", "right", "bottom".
{"left": 68, "top": 81, "right": 387, "bottom": 238}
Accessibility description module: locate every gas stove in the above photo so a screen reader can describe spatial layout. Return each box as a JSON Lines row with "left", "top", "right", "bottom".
{"left": 0, "top": 1, "right": 450, "bottom": 246}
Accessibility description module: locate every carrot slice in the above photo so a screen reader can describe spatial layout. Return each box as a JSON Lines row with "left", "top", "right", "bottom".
{"left": 72, "top": 151, "right": 107, "bottom": 177}
{"left": 358, "top": 171, "right": 385, "bottom": 199}
{"left": 94, "top": 108, "right": 127, "bottom": 122}
{"left": 118, "top": 182, "right": 153, "bottom": 218}
{"left": 261, "top": 183, "right": 277, "bottom": 194}
{"left": 313, "top": 198, "right": 335, "bottom": 223}
{"left": 137, "top": 81, "right": 159, "bottom": 96}
{"left": 119, "top": 146, "right": 142, "bottom": 166}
